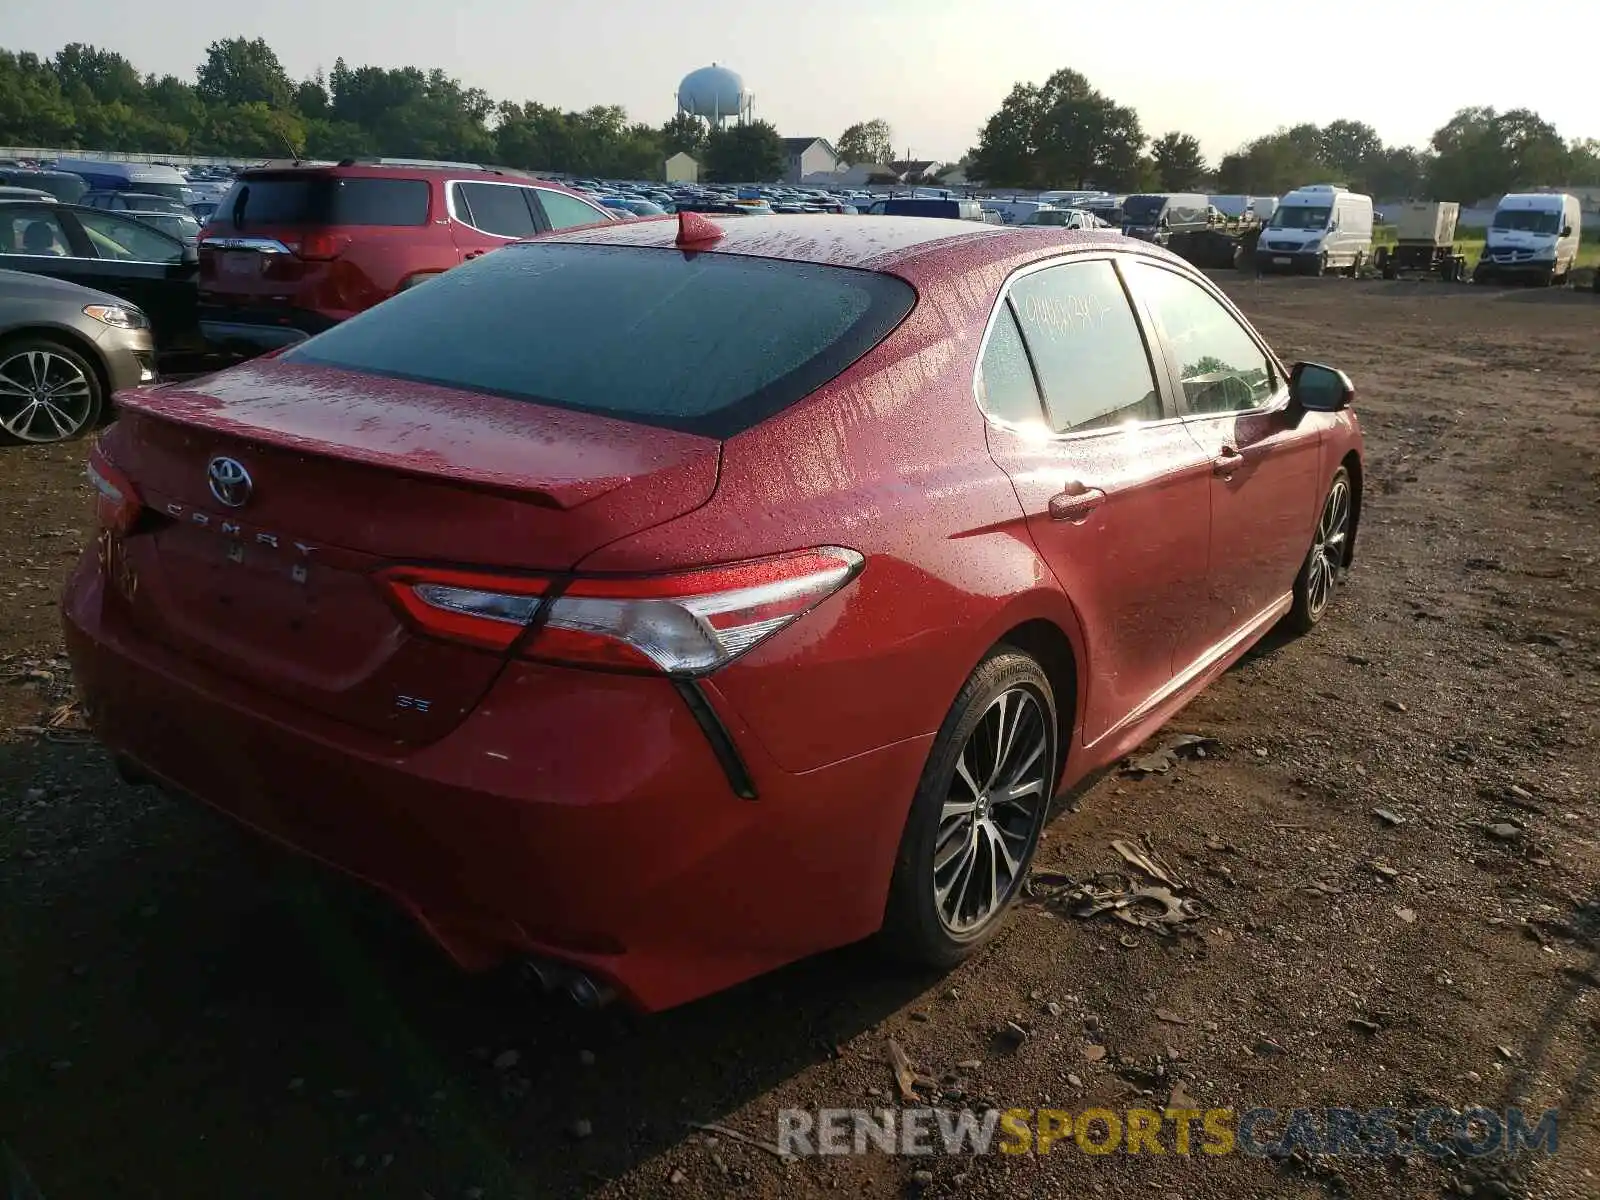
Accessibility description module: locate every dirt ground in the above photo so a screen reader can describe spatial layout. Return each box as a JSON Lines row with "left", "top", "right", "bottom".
{"left": 1, "top": 275, "right": 1597, "bottom": 1200}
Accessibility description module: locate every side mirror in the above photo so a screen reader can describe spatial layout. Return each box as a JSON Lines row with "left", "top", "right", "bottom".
{"left": 1561, "top": 225, "right": 1572, "bottom": 237}
{"left": 1290, "top": 362, "right": 1354, "bottom": 412}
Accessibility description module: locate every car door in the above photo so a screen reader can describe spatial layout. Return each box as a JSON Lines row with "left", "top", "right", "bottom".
{"left": 1123, "top": 258, "right": 1321, "bottom": 666}
{"left": 980, "top": 254, "right": 1214, "bottom": 746}
{"left": 60, "top": 207, "right": 200, "bottom": 352}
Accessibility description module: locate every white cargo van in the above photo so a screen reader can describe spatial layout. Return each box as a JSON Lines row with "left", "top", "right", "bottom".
{"left": 1475, "top": 193, "right": 1581, "bottom": 285}
{"left": 1257, "top": 184, "right": 1374, "bottom": 275}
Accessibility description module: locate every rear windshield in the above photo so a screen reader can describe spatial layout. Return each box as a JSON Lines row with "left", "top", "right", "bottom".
{"left": 282, "top": 243, "right": 916, "bottom": 437}
{"left": 881, "top": 200, "right": 956, "bottom": 218}
{"left": 138, "top": 212, "right": 201, "bottom": 239}
{"left": 1122, "top": 196, "right": 1167, "bottom": 224}
{"left": 136, "top": 182, "right": 186, "bottom": 202}
{"left": 123, "top": 194, "right": 186, "bottom": 213}
{"left": 211, "top": 175, "right": 430, "bottom": 229}
{"left": 0, "top": 171, "right": 86, "bottom": 202}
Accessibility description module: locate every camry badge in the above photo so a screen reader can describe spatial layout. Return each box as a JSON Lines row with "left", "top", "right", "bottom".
{"left": 207, "top": 456, "right": 252, "bottom": 508}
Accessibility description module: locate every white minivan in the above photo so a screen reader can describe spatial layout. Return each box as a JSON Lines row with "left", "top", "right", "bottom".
{"left": 1257, "top": 184, "right": 1374, "bottom": 275}
{"left": 1475, "top": 193, "right": 1582, "bottom": 285}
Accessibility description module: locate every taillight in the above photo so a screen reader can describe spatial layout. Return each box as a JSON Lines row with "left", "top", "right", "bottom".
{"left": 380, "top": 566, "right": 549, "bottom": 652}
{"left": 380, "top": 548, "right": 864, "bottom": 675}
{"left": 86, "top": 443, "right": 142, "bottom": 534}
{"left": 296, "top": 232, "right": 351, "bottom": 261}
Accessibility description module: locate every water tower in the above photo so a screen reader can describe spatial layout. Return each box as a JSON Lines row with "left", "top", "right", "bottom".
{"left": 676, "top": 64, "right": 753, "bottom": 129}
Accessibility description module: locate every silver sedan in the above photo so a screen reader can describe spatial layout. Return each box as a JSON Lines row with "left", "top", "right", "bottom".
{"left": 0, "top": 268, "right": 155, "bottom": 444}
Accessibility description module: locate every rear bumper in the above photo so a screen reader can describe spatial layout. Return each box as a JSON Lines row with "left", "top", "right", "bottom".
{"left": 198, "top": 306, "right": 338, "bottom": 354}
{"left": 61, "top": 552, "right": 929, "bottom": 1011}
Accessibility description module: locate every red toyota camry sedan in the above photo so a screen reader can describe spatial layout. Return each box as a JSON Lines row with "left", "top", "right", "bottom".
{"left": 64, "top": 213, "right": 1363, "bottom": 1011}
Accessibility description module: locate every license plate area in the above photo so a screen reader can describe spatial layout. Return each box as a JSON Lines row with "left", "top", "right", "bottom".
{"left": 1273, "top": 256, "right": 1292, "bottom": 265}
{"left": 134, "top": 524, "right": 395, "bottom": 685}
{"left": 218, "top": 250, "right": 260, "bottom": 277}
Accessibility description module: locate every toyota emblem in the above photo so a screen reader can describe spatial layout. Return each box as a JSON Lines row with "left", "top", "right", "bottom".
{"left": 207, "top": 456, "right": 253, "bottom": 508}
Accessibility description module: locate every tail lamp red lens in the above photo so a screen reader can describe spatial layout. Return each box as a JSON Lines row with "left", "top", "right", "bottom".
{"left": 379, "top": 566, "right": 549, "bottom": 652}
{"left": 86, "top": 444, "right": 142, "bottom": 534}
{"left": 296, "top": 232, "right": 351, "bottom": 261}
{"left": 380, "top": 548, "right": 864, "bottom": 675}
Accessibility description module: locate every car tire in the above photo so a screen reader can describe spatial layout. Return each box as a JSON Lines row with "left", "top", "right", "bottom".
{"left": 1313, "top": 253, "right": 1328, "bottom": 277}
{"left": 1286, "top": 467, "right": 1353, "bottom": 635}
{"left": 0, "top": 336, "right": 105, "bottom": 446}
{"left": 881, "top": 648, "right": 1058, "bottom": 969}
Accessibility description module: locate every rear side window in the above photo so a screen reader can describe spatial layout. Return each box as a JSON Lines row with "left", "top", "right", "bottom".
{"left": 452, "top": 182, "right": 537, "bottom": 237}
{"left": 1008, "top": 259, "right": 1163, "bottom": 434}
{"left": 283, "top": 243, "right": 916, "bottom": 437}
{"left": 212, "top": 176, "right": 430, "bottom": 229}
{"left": 977, "top": 305, "right": 1045, "bottom": 428}
{"left": 531, "top": 188, "right": 610, "bottom": 230}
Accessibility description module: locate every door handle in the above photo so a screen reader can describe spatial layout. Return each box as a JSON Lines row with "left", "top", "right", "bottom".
{"left": 1212, "top": 445, "right": 1243, "bottom": 477}
{"left": 1047, "top": 484, "right": 1106, "bottom": 522}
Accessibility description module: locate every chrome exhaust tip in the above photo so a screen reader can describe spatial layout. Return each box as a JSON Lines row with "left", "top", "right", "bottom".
{"left": 565, "top": 974, "right": 616, "bottom": 1010}
{"left": 522, "top": 958, "right": 567, "bottom": 993}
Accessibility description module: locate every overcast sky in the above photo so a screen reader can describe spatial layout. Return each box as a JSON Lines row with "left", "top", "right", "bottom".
{"left": 7, "top": 0, "right": 1593, "bottom": 163}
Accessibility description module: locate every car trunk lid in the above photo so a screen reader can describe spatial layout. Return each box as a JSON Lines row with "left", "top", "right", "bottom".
{"left": 104, "top": 361, "right": 721, "bottom": 742}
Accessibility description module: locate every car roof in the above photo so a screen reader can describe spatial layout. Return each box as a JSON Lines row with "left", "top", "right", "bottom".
{"left": 536, "top": 213, "right": 1142, "bottom": 279}
{"left": 234, "top": 162, "right": 586, "bottom": 194}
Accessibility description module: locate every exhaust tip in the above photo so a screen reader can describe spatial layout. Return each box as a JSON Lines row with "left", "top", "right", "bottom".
{"left": 565, "top": 974, "right": 616, "bottom": 1010}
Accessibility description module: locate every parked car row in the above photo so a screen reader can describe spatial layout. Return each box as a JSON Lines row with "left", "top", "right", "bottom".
{"left": 2, "top": 152, "right": 1589, "bottom": 443}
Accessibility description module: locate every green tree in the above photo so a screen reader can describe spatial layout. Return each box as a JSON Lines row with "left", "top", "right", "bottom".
{"left": 0, "top": 50, "right": 76, "bottom": 144}
{"left": 837, "top": 118, "right": 893, "bottom": 165}
{"left": 1151, "top": 132, "right": 1206, "bottom": 189}
{"left": 970, "top": 70, "right": 1145, "bottom": 189}
{"left": 1428, "top": 106, "right": 1569, "bottom": 201}
{"left": 53, "top": 44, "right": 143, "bottom": 106}
{"left": 1569, "top": 139, "right": 1600, "bottom": 185}
{"left": 703, "top": 120, "right": 785, "bottom": 183}
{"left": 295, "top": 72, "right": 330, "bottom": 120}
{"left": 196, "top": 37, "right": 294, "bottom": 110}
{"left": 970, "top": 83, "right": 1043, "bottom": 187}
{"left": 661, "top": 112, "right": 706, "bottom": 159}
{"left": 1364, "top": 146, "right": 1430, "bottom": 198}
{"left": 1317, "top": 119, "right": 1382, "bottom": 185}
{"left": 1214, "top": 126, "right": 1326, "bottom": 194}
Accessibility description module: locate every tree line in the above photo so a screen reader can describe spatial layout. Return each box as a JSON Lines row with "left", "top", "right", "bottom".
{"left": 4, "top": 43, "right": 1595, "bottom": 197}
{"left": 0, "top": 40, "right": 794, "bottom": 182}
{"left": 969, "top": 68, "right": 1600, "bottom": 199}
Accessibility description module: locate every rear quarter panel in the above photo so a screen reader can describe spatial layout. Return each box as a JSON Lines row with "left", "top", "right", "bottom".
{"left": 576, "top": 249, "right": 1090, "bottom": 775}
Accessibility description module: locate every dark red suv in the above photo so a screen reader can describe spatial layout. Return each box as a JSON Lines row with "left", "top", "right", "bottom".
{"left": 197, "top": 160, "right": 614, "bottom": 355}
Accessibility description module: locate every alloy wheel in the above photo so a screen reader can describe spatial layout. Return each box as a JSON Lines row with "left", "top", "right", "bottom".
{"left": 933, "top": 686, "right": 1049, "bottom": 934}
{"left": 1306, "top": 476, "right": 1351, "bottom": 619}
{"left": 0, "top": 350, "right": 95, "bottom": 443}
